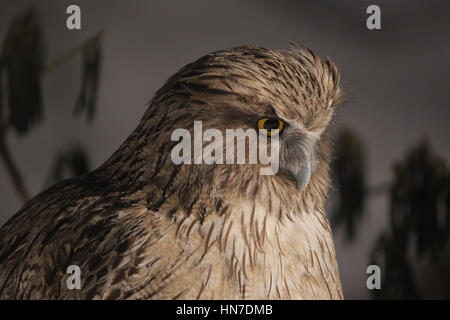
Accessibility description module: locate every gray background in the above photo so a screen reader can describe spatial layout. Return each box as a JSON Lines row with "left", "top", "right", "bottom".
{"left": 0, "top": 0, "right": 449, "bottom": 299}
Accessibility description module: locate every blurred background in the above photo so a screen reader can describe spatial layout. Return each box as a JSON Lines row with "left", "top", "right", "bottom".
{"left": 0, "top": 0, "right": 449, "bottom": 299}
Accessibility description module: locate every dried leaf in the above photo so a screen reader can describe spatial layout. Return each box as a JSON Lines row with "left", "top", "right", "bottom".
{"left": 2, "top": 8, "right": 44, "bottom": 135}
{"left": 74, "top": 37, "right": 101, "bottom": 122}
{"left": 331, "top": 127, "right": 366, "bottom": 241}
{"left": 45, "top": 145, "right": 90, "bottom": 186}
{"left": 390, "top": 141, "right": 450, "bottom": 259}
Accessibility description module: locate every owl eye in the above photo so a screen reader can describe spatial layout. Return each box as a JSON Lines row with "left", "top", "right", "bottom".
{"left": 257, "top": 118, "right": 285, "bottom": 136}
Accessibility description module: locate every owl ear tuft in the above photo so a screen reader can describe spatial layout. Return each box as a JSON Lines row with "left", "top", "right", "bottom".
{"left": 325, "top": 57, "right": 344, "bottom": 109}
{"left": 325, "top": 58, "right": 340, "bottom": 90}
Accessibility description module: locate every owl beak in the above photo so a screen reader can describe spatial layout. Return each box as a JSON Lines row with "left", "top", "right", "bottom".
{"left": 282, "top": 154, "right": 312, "bottom": 191}
{"left": 279, "top": 126, "right": 315, "bottom": 191}
{"left": 295, "top": 160, "right": 312, "bottom": 191}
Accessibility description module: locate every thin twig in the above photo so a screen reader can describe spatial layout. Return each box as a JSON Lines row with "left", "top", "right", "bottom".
{"left": 44, "top": 29, "right": 104, "bottom": 74}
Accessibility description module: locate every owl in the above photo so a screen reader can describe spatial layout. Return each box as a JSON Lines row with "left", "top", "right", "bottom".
{"left": 0, "top": 43, "right": 343, "bottom": 299}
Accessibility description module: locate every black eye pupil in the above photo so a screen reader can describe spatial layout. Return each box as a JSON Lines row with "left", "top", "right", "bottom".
{"left": 263, "top": 119, "right": 279, "bottom": 130}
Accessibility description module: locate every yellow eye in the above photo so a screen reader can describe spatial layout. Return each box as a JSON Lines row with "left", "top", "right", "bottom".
{"left": 257, "top": 118, "right": 285, "bottom": 136}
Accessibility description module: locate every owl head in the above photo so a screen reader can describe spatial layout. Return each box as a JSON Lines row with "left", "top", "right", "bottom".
{"left": 133, "top": 44, "right": 342, "bottom": 213}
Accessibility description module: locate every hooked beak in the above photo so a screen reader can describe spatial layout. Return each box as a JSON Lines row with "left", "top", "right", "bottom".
{"left": 278, "top": 125, "right": 317, "bottom": 191}
{"left": 281, "top": 152, "right": 312, "bottom": 191}
{"left": 294, "top": 159, "right": 312, "bottom": 191}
